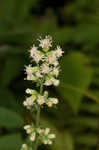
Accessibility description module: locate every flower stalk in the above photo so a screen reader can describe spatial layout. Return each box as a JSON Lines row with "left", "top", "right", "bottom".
{"left": 21, "top": 35, "right": 63, "bottom": 150}
{"left": 34, "top": 80, "right": 43, "bottom": 150}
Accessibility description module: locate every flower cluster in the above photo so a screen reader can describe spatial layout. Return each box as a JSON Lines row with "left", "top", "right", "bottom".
{"left": 21, "top": 35, "right": 63, "bottom": 150}
{"left": 23, "top": 125, "right": 55, "bottom": 145}
{"left": 23, "top": 89, "right": 58, "bottom": 109}
{"left": 25, "top": 35, "right": 63, "bottom": 87}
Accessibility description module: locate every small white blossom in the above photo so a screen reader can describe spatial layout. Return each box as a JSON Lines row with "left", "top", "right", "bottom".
{"left": 24, "top": 125, "right": 31, "bottom": 130}
{"left": 21, "top": 144, "right": 28, "bottom": 150}
{"left": 56, "top": 46, "right": 64, "bottom": 57}
{"left": 38, "top": 129, "right": 44, "bottom": 134}
{"left": 45, "top": 128, "right": 50, "bottom": 135}
{"left": 44, "top": 140, "right": 49, "bottom": 145}
{"left": 24, "top": 125, "right": 32, "bottom": 134}
{"left": 44, "top": 79, "right": 53, "bottom": 86}
{"left": 35, "top": 71, "right": 42, "bottom": 78}
{"left": 33, "top": 52, "right": 42, "bottom": 63}
{"left": 52, "top": 78, "right": 60, "bottom": 86}
{"left": 41, "top": 64, "right": 51, "bottom": 74}
{"left": 45, "top": 77, "right": 60, "bottom": 86}
{"left": 26, "top": 129, "right": 32, "bottom": 134}
{"left": 48, "top": 140, "right": 52, "bottom": 145}
{"left": 37, "top": 95, "right": 45, "bottom": 105}
{"left": 39, "top": 128, "right": 55, "bottom": 145}
{"left": 54, "top": 80, "right": 60, "bottom": 86}
{"left": 22, "top": 144, "right": 27, "bottom": 148}
{"left": 23, "top": 97, "right": 34, "bottom": 109}
{"left": 52, "top": 98, "right": 58, "bottom": 104}
{"left": 30, "top": 132, "right": 36, "bottom": 141}
{"left": 43, "top": 140, "right": 52, "bottom": 145}
{"left": 25, "top": 88, "right": 31, "bottom": 94}
{"left": 46, "top": 98, "right": 58, "bottom": 107}
{"left": 30, "top": 45, "right": 43, "bottom": 63}
{"left": 39, "top": 35, "right": 52, "bottom": 50}
{"left": 30, "top": 45, "right": 38, "bottom": 57}
{"left": 27, "top": 74, "right": 36, "bottom": 81}
{"left": 53, "top": 67, "right": 59, "bottom": 77}
{"left": 53, "top": 60, "right": 59, "bottom": 66}
{"left": 47, "top": 53, "right": 57, "bottom": 64}
{"left": 49, "top": 134, "right": 56, "bottom": 139}
{"left": 25, "top": 65, "right": 33, "bottom": 75}
{"left": 46, "top": 101, "right": 53, "bottom": 107}
{"left": 25, "top": 65, "right": 38, "bottom": 81}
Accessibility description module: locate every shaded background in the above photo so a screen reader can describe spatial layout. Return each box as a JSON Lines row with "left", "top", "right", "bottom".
{"left": 0, "top": 0, "right": 99, "bottom": 150}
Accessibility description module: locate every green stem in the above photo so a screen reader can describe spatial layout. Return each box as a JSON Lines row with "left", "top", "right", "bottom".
{"left": 34, "top": 80, "right": 43, "bottom": 150}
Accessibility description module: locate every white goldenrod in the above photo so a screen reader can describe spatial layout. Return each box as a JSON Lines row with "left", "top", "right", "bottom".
{"left": 21, "top": 35, "right": 63, "bottom": 149}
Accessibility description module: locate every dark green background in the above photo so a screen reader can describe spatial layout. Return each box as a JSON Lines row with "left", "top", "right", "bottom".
{"left": 0, "top": 0, "right": 99, "bottom": 150}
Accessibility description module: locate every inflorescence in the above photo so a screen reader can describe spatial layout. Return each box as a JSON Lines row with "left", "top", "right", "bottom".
{"left": 21, "top": 35, "right": 63, "bottom": 150}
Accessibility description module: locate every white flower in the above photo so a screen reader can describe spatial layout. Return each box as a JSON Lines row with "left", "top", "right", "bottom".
{"left": 45, "top": 77, "right": 60, "bottom": 86}
{"left": 53, "top": 67, "right": 59, "bottom": 77}
{"left": 51, "top": 78, "right": 60, "bottom": 86}
{"left": 25, "top": 65, "right": 33, "bottom": 75}
{"left": 22, "top": 144, "right": 27, "bottom": 148}
{"left": 47, "top": 53, "right": 57, "bottom": 64}
{"left": 46, "top": 98, "right": 58, "bottom": 107}
{"left": 48, "top": 140, "right": 52, "bottom": 145}
{"left": 26, "top": 129, "right": 32, "bottom": 134}
{"left": 53, "top": 60, "right": 59, "bottom": 66}
{"left": 30, "top": 45, "right": 38, "bottom": 57}
{"left": 24, "top": 125, "right": 35, "bottom": 135}
{"left": 27, "top": 74, "right": 38, "bottom": 81}
{"left": 53, "top": 80, "right": 60, "bottom": 86}
{"left": 24, "top": 125, "right": 31, "bottom": 130}
{"left": 23, "top": 97, "right": 34, "bottom": 109}
{"left": 50, "top": 98, "right": 58, "bottom": 104}
{"left": 37, "top": 95, "right": 45, "bottom": 105}
{"left": 43, "top": 140, "right": 49, "bottom": 145}
{"left": 25, "top": 65, "right": 38, "bottom": 81}
{"left": 30, "top": 45, "right": 43, "bottom": 63}
{"left": 44, "top": 140, "right": 52, "bottom": 145}
{"left": 53, "top": 98, "right": 58, "bottom": 104}
{"left": 46, "top": 101, "right": 53, "bottom": 107}
{"left": 30, "top": 133, "right": 36, "bottom": 141}
{"left": 41, "top": 64, "right": 51, "bottom": 74}
{"left": 25, "top": 88, "right": 31, "bottom": 94}
{"left": 35, "top": 71, "right": 42, "bottom": 78}
{"left": 24, "top": 125, "right": 32, "bottom": 134}
{"left": 38, "top": 129, "right": 44, "bottom": 134}
{"left": 56, "top": 46, "right": 64, "bottom": 57}
{"left": 39, "top": 35, "right": 52, "bottom": 50}
{"left": 45, "top": 128, "right": 50, "bottom": 135}
{"left": 49, "top": 134, "right": 56, "bottom": 139}
{"left": 33, "top": 52, "right": 42, "bottom": 63}
{"left": 44, "top": 79, "right": 53, "bottom": 86}
{"left": 21, "top": 144, "right": 28, "bottom": 150}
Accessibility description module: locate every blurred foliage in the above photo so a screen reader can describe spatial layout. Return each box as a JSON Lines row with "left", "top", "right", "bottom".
{"left": 0, "top": 0, "right": 99, "bottom": 150}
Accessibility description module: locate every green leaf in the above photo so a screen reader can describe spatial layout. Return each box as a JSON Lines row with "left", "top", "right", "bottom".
{"left": 69, "top": 117, "right": 98, "bottom": 129}
{"left": 0, "top": 134, "right": 22, "bottom": 150}
{"left": 0, "top": 0, "right": 35, "bottom": 21}
{"left": 0, "top": 88, "right": 21, "bottom": 112}
{"left": 57, "top": 52, "right": 93, "bottom": 112}
{"left": 0, "top": 107, "right": 24, "bottom": 128}
{"left": 1, "top": 55, "right": 25, "bottom": 87}
{"left": 81, "top": 103, "right": 99, "bottom": 114}
{"left": 53, "top": 131, "right": 74, "bottom": 150}
{"left": 75, "top": 134, "right": 98, "bottom": 146}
